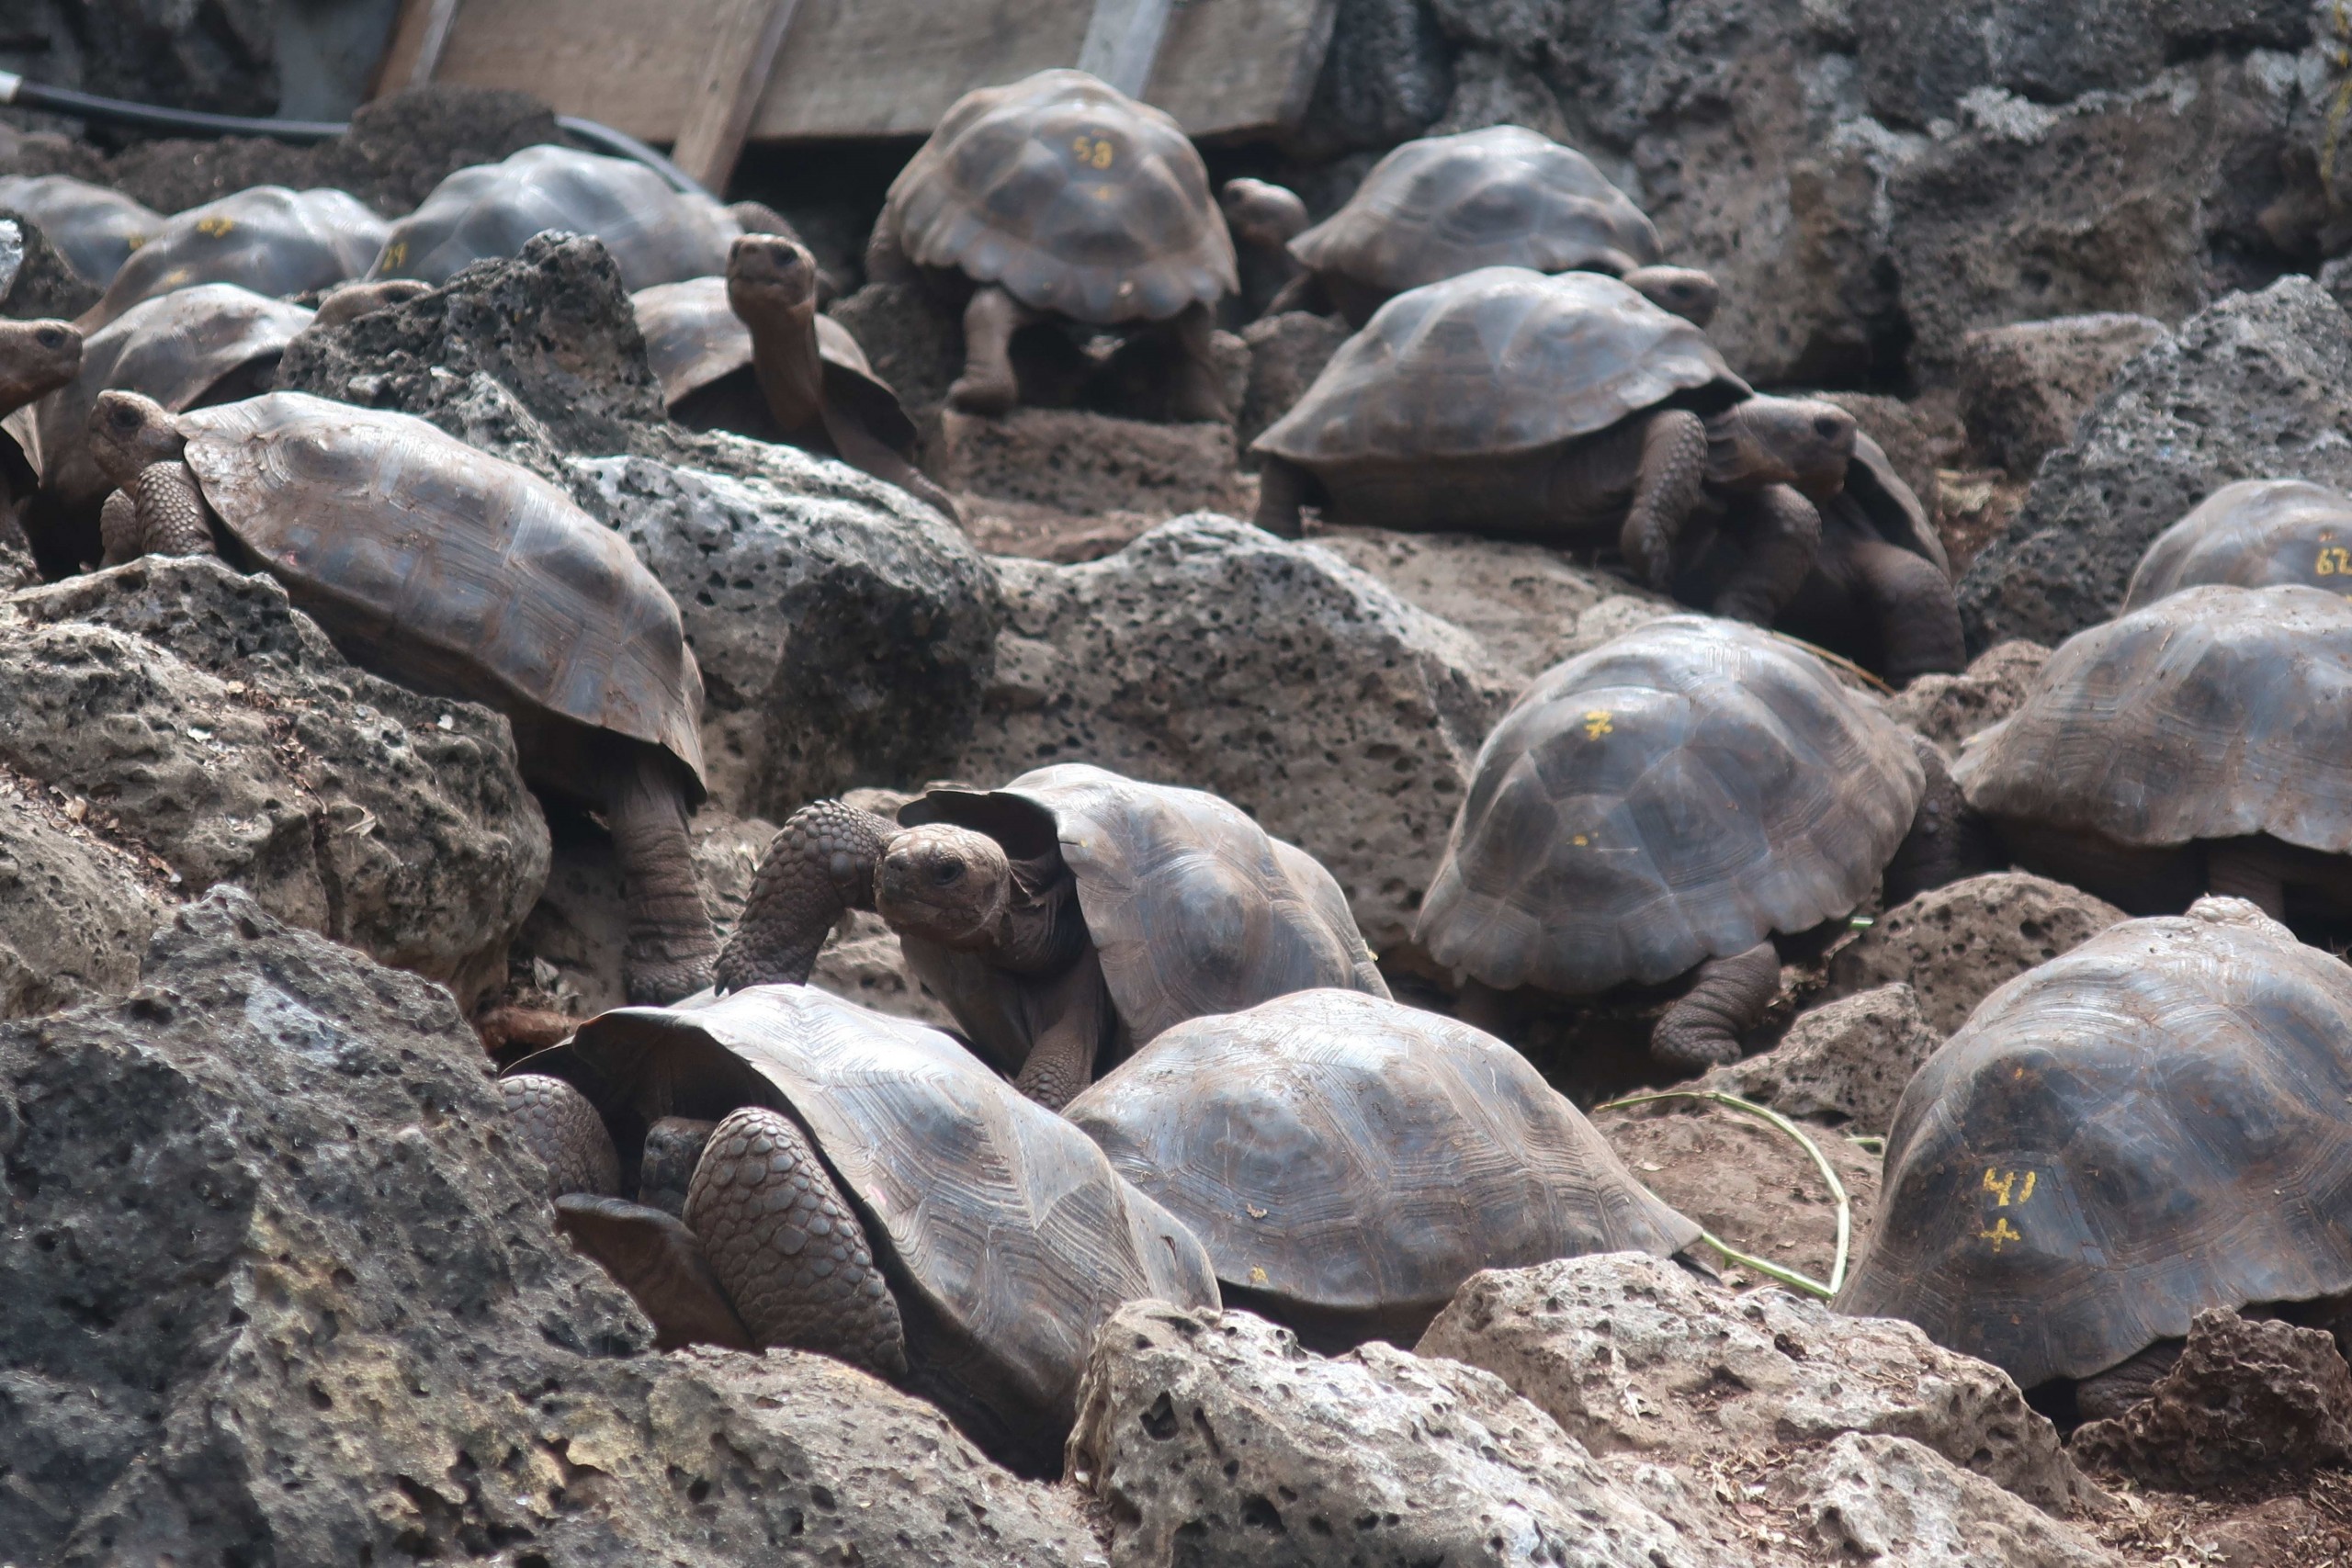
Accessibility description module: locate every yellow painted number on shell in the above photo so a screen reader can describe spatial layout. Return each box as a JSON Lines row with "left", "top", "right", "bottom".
{"left": 1582, "top": 709, "right": 1614, "bottom": 739}
{"left": 2317, "top": 546, "right": 2352, "bottom": 575}
{"left": 196, "top": 215, "right": 236, "bottom": 238}
{"left": 1249, "top": 1265, "right": 1269, "bottom": 1285}
{"left": 380, "top": 240, "right": 407, "bottom": 269}
{"left": 1072, "top": 133, "right": 1115, "bottom": 169}
{"left": 125, "top": 233, "right": 147, "bottom": 251}
{"left": 1980, "top": 1167, "right": 2036, "bottom": 1206}
{"left": 1979, "top": 1216, "right": 2023, "bottom": 1252}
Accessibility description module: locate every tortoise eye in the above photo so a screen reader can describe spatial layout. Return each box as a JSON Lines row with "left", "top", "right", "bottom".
{"left": 1814, "top": 415, "right": 1844, "bottom": 439}
{"left": 933, "top": 861, "right": 966, "bottom": 886}
{"left": 35, "top": 327, "right": 62, "bottom": 348}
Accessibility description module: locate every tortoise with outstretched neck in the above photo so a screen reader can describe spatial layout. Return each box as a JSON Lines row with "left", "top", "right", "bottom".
{"left": 1838, "top": 897, "right": 2352, "bottom": 1424}
{"left": 1252, "top": 268, "right": 1854, "bottom": 627}
{"left": 1064, "top": 987, "right": 1700, "bottom": 1351}
{"left": 1419, "top": 615, "right": 1940, "bottom": 1069}
{"left": 867, "top": 69, "right": 1238, "bottom": 420}
{"left": 2122, "top": 479, "right": 2352, "bottom": 610}
{"left": 88, "top": 388, "right": 718, "bottom": 1001}
{"left": 717, "top": 762, "right": 1389, "bottom": 1109}
{"left": 1272, "top": 126, "right": 1718, "bottom": 328}
{"left": 0, "top": 316, "right": 84, "bottom": 569}
{"left": 84, "top": 186, "right": 386, "bottom": 330}
{"left": 1956, "top": 583, "right": 2352, "bottom": 920}
{"left": 629, "top": 236, "right": 957, "bottom": 518}
{"left": 501, "top": 984, "right": 1218, "bottom": 1472}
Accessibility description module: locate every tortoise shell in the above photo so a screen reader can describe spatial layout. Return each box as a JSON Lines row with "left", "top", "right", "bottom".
{"left": 628, "top": 275, "right": 913, "bottom": 450}
{"left": 2123, "top": 479, "right": 2352, "bottom": 611}
{"left": 1419, "top": 615, "right": 1926, "bottom": 993}
{"left": 879, "top": 69, "right": 1236, "bottom": 324}
{"left": 369, "top": 145, "right": 741, "bottom": 292}
{"left": 521, "top": 984, "right": 1218, "bottom": 1436}
{"left": 87, "top": 186, "right": 386, "bottom": 329}
{"left": 1289, "top": 126, "right": 1663, "bottom": 298}
{"left": 1954, "top": 584, "right": 2352, "bottom": 855}
{"left": 1063, "top": 987, "right": 1699, "bottom": 1342}
{"left": 1835, "top": 901, "right": 2352, "bottom": 1389}
{"left": 26, "top": 283, "right": 311, "bottom": 513}
{"left": 1253, "top": 267, "right": 1747, "bottom": 468}
{"left": 895, "top": 762, "right": 1389, "bottom": 1066}
{"left": 0, "top": 174, "right": 160, "bottom": 288}
{"left": 176, "top": 391, "right": 704, "bottom": 788}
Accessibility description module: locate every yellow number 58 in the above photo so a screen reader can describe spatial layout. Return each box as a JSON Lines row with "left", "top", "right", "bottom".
{"left": 1071, "top": 134, "right": 1115, "bottom": 169}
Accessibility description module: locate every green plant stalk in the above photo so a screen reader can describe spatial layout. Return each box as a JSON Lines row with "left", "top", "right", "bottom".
{"left": 1595, "top": 1088, "right": 1853, "bottom": 1298}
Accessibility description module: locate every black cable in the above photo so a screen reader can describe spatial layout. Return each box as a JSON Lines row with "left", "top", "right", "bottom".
{"left": 0, "top": 70, "right": 713, "bottom": 197}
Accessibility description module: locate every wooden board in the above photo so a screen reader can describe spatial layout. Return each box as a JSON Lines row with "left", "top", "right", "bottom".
{"left": 407, "top": 0, "right": 1336, "bottom": 143}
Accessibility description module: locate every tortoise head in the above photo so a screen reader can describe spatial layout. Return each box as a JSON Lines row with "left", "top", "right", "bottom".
{"left": 876, "top": 823, "right": 1014, "bottom": 952}
{"left": 1221, "top": 178, "right": 1309, "bottom": 252}
{"left": 88, "top": 389, "right": 187, "bottom": 487}
{"left": 1621, "top": 265, "right": 1720, "bottom": 329}
{"left": 1705, "top": 396, "right": 1855, "bottom": 501}
{"left": 0, "top": 318, "right": 81, "bottom": 417}
{"left": 727, "top": 232, "right": 820, "bottom": 327}
{"left": 312, "top": 277, "right": 431, "bottom": 330}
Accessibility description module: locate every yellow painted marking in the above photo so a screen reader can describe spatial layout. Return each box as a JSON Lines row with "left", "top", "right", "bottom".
{"left": 1071, "top": 133, "right": 1116, "bottom": 169}
{"left": 1979, "top": 1217, "right": 2022, "bottom": 1252}
{"left": 2018, "top": 1170, "right": 2037, "bottom": 1203}
{"left": 1582, "top": 709, "right": 1614, "bottom": 739}
{"left": 1981, "top": 1168, "right": 2035, "bottom": 1206}
{"left": 1571, "top": 833, "right": 1589, "bottom": 847}
{"left": 1249, "top": 1265, "right": 1269, "bottom": 1285}
{"left": 2318, "top": 546, "right": 2352, "bottom": 575}
{"left": 380, "top": 240, "right": 407, "bottom": 269}
{"left": 125, "top": 233, "right": 146, "bottom": 251}
{"left": 195, "top": 215, "right": 236, "bottom": 237}
{"left": 1245, "top": 1203, "right": 1268, "bottom": 1219}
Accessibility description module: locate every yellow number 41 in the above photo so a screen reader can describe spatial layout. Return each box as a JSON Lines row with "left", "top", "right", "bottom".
{"left": 1071, "top": 133, "right": 1115, "bottom": 169}
{"left": 2317, "top": 546, "right": 2352, "bottom": 575}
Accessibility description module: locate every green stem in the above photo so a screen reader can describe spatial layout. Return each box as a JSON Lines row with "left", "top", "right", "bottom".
{"left": 1595, "top": 1088, "right": 1852, "bottom": 1299}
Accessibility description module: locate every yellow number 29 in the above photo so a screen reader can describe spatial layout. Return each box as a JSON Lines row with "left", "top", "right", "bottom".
{"left": 2317, "top": 547, "right": 2352, "bottom": 575}
{"left": 1071, "top": 133, "right": 1115, "bottom": 169}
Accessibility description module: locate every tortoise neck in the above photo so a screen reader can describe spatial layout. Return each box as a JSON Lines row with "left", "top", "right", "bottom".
{"left": 989, "top": 860, "right": 1088, "bottom": 976}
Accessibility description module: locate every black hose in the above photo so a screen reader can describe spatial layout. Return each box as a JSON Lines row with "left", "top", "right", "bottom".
{"left": 0, "top": 70, "right": 714, "bottom": 197}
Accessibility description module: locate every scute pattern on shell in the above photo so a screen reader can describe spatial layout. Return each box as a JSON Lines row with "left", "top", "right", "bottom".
{"left": 1955, "top": 584, "right": 2352, "bottom": 853}
{"left": 630, "top": 276, "right": 892, "bottom": 407}
{"left": 1419, "top": 615, "right": 1927, "bottom": 993}
{"left": 2123, "top": 479, "right": 2352, "bottom": 609}
{"left": 1253, "top": 267, "right": 1743, "bottom": 465}
{"left": 177, "top": 391, "right": 705, "bottom": 784}
{"left": 0, "top": 174, "right": 160, "bottom": 288}
{"left": 1835, "top": 909, "right": 2352, "bottom": 1389}
{"left": 370, "top": 144, "right": 741, "bottom": 291}
{"left": 1289, "top": 126, "right": 1663, "bottom": 297}
{"left": 536, "top": 985, "right": 1220, "bottom": 1427}
{"left": 1064, "top": 987, "right": 1699, "bottom": 1318}
{"left": 88, "top": 186, "right": 386, "bottom": 328}
{"left": 881, "top": 69, "right": 1236, "bottom": 323}
{"left": 905, "top": 762, "right": 1390, "bottom": 1048}
{"left": 28, "top": 282, "right": 312, "bottom": 511}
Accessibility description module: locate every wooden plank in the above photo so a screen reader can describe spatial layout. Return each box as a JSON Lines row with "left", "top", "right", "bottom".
{"left": 1076, "top": 0, "right": 1176, "bottom": 98}
{"left": 425, "top": 0, "right": 733, "bottom": 141}
{"left": 671, "top": 0, "right": 802, "bottom": 191}
{"left": 370, "top": 0, "right": 466, "bottom": 98}
{"left": 1144, "top": 0, "right": 1339, "bottom": 135}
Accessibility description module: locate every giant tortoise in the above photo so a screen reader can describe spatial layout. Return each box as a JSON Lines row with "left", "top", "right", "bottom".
{"left": 0, "top": 174, "right": 160, "bottom": 288}
{"left": 368, "top": 144, "right": 753, "bottom": 292}
{"left": 14, "top": 282, "right": 311, "bottom": 573}
{"left": 1955, "top": 583, "right": 2352, "bottom": 919}
{"left": 1419, "top": 616, "right": 1938, "bottom": 1068}
{"left": 85, "top": 186, "right": 386, "bottom": 329}
{"left": 1273, "top": 125, "right": 1717, "bottom": 328}
{"left": 1252, "top": 268, "right": 1856, "bottom": 626}
{"left": 867, "top": 69, "right": 1238, "bottom": 420}
{"left": 2122, "top": 479, "right": 2352, "bottom": 610}
{"left": 0, "top": 316, "right": 82, "bottom": 569}
{"left": 501, "top": 983, "right": 1219, "bottom": 1472}
{"left": 1063, "top": 987, "right": 1699, "bottom": 1350}
{"left": 1837, "top": 897, "right": 2352, "bottom": 1421}
{"left": 717, "top": 762, "right": 1389, "bottom": 1109}
{"left": 630, "top": 236, "right": 956, "bottom": 517}
{"left": 89, "top": 388, "right": 717, "bottom": 1001}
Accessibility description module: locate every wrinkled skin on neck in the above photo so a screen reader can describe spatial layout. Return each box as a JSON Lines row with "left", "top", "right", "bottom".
{"left": 87, "top": 388, "right": 187, "bottom": 488}
{"left": 1703, "top": 396, "right": 1855, "bottom": 500}
{"left": 1619, "top": 265, "right": 1719, "bottom": 329}
{"left": 0, "top": 319, "right": 80, "bottom": 417}
{"left": 728, "top": 232, "right": 826, "bottom": 435}
{"left": 876, "top": 822, "right": 1077, "bottom": 974}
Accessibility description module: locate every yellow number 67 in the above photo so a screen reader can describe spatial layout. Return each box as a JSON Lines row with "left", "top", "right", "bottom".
{"left": 2317, "top": 547, "right": 2352, "bottom": 575}
{"left": 1071, "top": 134, "right": 1115, "bottom": 169}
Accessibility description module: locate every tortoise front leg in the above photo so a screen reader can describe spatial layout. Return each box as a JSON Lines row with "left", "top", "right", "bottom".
{"left": 1253, "top": 456, "right": 1319, "bottom": 538}
{"left": 717, "top": 800, "right": 896, "bottom": 990}
{"left": 948, "top": 285, "right": 1037, "bottom": 415}
{"left": 106, "top": 462, "right": 218, "bottom": 564}
{"left": 2206, "top": 840, "right": 2288, "bottom": 919}
{"left": 1848, "top": 535, "right": 1965, "bottom": 685}
{"left": 1618, "top": 409, "right": 1710, "bottom": 592}
{"left": 605, "top": 745, "right": 719, "bottom": 1004}
{"left": 1163, "top": 301, "right": 1228, "bottom": 423}
{"left": 555, "top": 1194, "right": 758, "bottom": 1351}
{"left": 685, "top": 1106, "right": 910, "bottom": 1377}
{"left": 1709, "top": 483, "right": 1821, "bottom": 626}
{"left": 1011, "top": 942, "right": 1115, "bottom": 1111}
{"left": 1651, "top": 941, "right": 1779, "bottom": 1071}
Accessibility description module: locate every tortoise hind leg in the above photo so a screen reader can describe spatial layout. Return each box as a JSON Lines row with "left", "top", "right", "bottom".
{"left": 2075, "top": 1339, "right": 2184, "bottom": 1423}
{"left": 1652, "top": 942, "right": 1780, "bottom": 1071}
{"left": 1849, "top": 535, "right": 1964, "bottom": 685}
{"left": 605, "top": 745, "right": 719, "bottom": 1004}
{"left": 717, "top": 800, "right": 896, "bottom": 990}
{"left": 949, "top": 285, "right": 1037, "bottom": 415}
{"left": 500, "top": 1073, "right": 622, "bottom": 1198}
{"left": 556, "top": 1194, "right": 758, "bottom": 1351}
{"left": 1710, "top": 484, "right": 1822, "bottom": 626}
{"left": 1163, "top": 302, "right": 1228, "bottom": 423}
{"left": 1253, "top": 456, "right": 1322, "bottom": 538}
{"left": 685, "top": 1106, "right": 909, "bottom": 1378}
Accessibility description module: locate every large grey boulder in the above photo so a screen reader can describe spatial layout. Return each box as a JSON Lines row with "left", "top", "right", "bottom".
{"left": 0, "top": 886, "right": 1097, "bottom": 1563}
{"left": 1956, "top": 313, "right": 2171, "bottom": 478}
{"left": 1886, "top": 639, "right": 2051, "bottom": 750}
{"left": 1700, "top": 982, "right": 1944, "bottom": 1134}
{"left": 566, "top": 452, "right": 999, "bottom": 818}
{"left": 1418, "top": 1253, "right": 2088, "bottom": 1512}
{"left": 1782, "top": 1434, "right": 2123, "bottom": 1567}
{"left": 1068, "top": 1300, "right": 1737, "bottom": 1567}
{"left": 1960, "top": 277, "right": 2352, "bottom": 649}
{"left": 955, "top": 515, "right": 1510, "bottom": 950}
{"left": 1826, "top": 871, "right": 2130, "bottom": 1033}
{"left": 1293, "top": 0, "right": 1456, "bottom": 158}
{"left": 0, "top": 774, "right": 160, "bottom": 1018}
{"left": 0, "top": 557, "right": 547, "bottom": 1002}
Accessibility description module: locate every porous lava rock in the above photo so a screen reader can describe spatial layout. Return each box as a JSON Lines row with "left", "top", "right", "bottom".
{"left": 1702, "top": 982, "right": 1944, "bottom": 1133}
{"left": 1781, "top": 1433, "right": 2123, "bottom": 1567}
{"left": 2072, "top": 1309, "right": 2352, "bottom": 1489}
{"left": 0, "top": 209, "right": 102, "bottom": 317}
{"left": 1886, "top": 640, "right": 2052, "bottom": 750}
{"left": 1826, "top": 871, "right": 2130, "bottom": 1033}
{"left": 1956, "top": 314, "right": 2170, "bottom": 478}
{"left": 0, "top": 768, "right": 159, "bottom": 1019}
